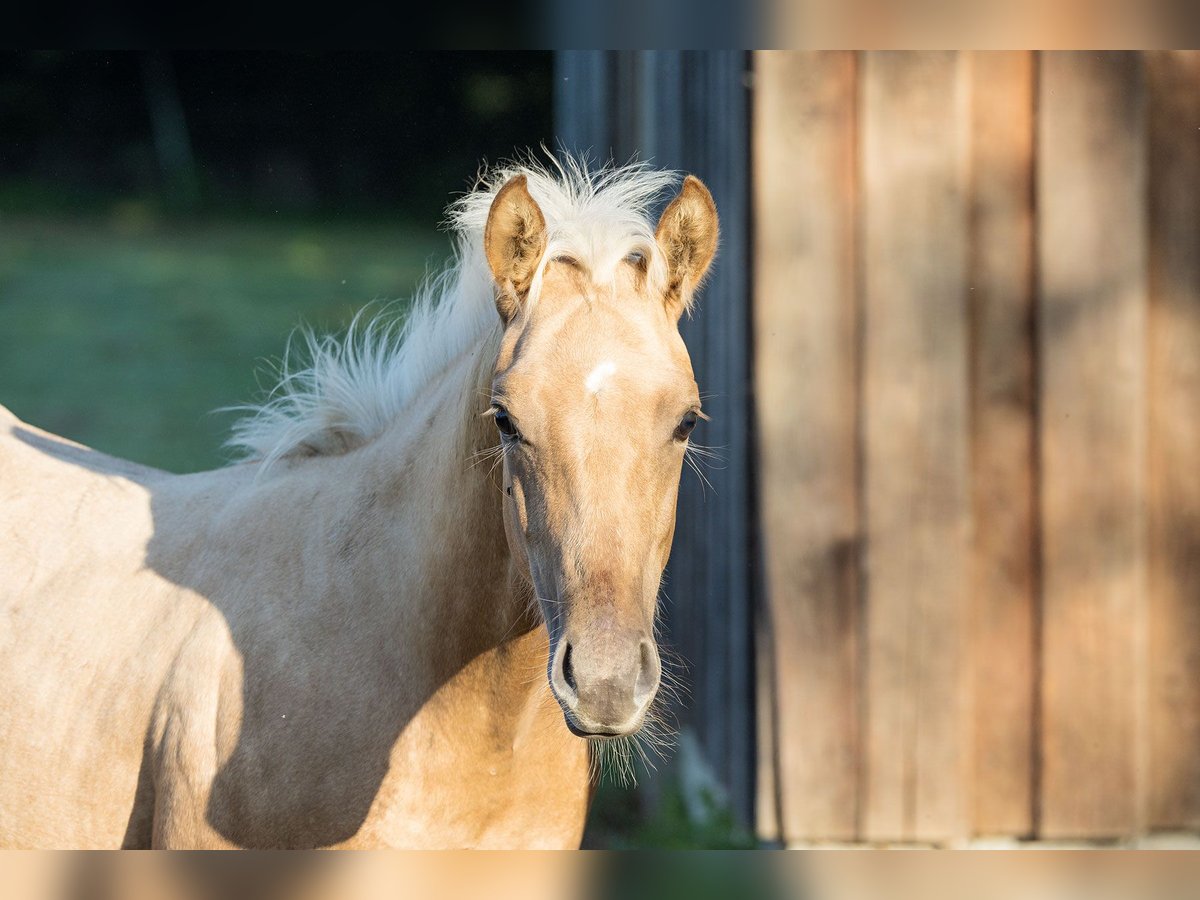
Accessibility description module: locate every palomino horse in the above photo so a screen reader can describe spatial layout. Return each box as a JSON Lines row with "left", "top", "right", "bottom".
{"left": 0, "top": 158, "right": 718, "bottom": 848}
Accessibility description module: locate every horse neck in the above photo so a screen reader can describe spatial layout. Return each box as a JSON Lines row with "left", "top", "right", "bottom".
{"left": 348, "top": 326, "right": 540, "bottom": 678}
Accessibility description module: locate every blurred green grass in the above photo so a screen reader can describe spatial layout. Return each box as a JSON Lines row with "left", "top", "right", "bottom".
{"left": 0, "top": 209, "right": 448, "bottom": 472}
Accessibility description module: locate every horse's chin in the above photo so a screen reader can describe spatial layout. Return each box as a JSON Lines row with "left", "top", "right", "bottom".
{"left": 559, "top": 707, "right": 647, "bottom": 741}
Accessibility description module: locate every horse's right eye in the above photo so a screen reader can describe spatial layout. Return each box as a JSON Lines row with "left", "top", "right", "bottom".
{"left": 494, "top": 407, "right": 518, "bottom": 439}
{"left": 674, "top": 410, "right": 699, "bottom": 442}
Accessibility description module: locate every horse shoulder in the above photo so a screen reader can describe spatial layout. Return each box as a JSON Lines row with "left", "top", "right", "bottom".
{"left": 146, "top": 606, "right": 245, "bottom": 848}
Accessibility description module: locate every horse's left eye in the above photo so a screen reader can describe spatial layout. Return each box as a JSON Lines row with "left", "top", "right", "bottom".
{"left": 674, "top": 411, "right": 699, "bottom": 442}
{"left": 494, "top": 407, "right": 518, "bottom": 439}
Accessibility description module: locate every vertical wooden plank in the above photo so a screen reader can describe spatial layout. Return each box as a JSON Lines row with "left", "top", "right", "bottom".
{"left": 554, "top": 52, "right": 613, "bottom": 159}
{"left": 719, "top": 51, "right": 757, "bottom": 826}
{"left": 1146, "top": 51, "right": 1200, "bottom": 831}
{"left": 753, "top": 51, "right": 860, "bottom": 842}
{"left": 861, "top": 51, "right": 973, "bottom": 842}
{"left": 691, "top": 51, "right": 756, "bottom": 824}
{"left": 1037, "top": 51, "right": 1147, "bottom": 839}
{"left": 967, "top": 51, "right": 1037, "bottom": 838}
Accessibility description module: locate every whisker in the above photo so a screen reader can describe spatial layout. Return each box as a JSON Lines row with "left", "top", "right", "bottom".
{"left": 684, "top": 442, "right": 727, "bottom": 469}
{"left": 684, "top": 452, "right": 715, "bottom": 497}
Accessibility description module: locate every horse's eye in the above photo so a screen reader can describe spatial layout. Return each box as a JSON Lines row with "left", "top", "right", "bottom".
{"left": 674, "top": 411, "right": 699, "bottom": 442}
{"left": 494, "top": 406, "right": 518, "bottom": 439}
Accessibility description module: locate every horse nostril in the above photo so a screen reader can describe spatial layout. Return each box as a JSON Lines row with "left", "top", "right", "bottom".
{"left": 634, "top": 638, "right": 661, "bottom": 705}
{"left": 562, "top": 642, "right": 577, "bottom": 694}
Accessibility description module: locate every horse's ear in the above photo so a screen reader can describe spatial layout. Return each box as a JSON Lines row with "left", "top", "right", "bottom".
{"left": 655, "top": 175, "right": 719, "bottom": 321}
{"left": 484, "top": 175, "right": 548, "bottom": 323}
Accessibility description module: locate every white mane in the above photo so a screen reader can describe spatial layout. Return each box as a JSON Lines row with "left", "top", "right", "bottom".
{"left": 226, "top": 155, "right": 679, "bottom": 470}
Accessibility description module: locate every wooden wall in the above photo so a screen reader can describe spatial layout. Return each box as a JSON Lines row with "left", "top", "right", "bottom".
{"left": 554, "top": 51, "right": 1200, "bottom": 844}
{"left": 755, "top": 51, "right": 1200, "bottom": 844}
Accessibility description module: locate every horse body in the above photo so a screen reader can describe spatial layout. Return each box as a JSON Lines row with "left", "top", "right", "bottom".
{"left": 0, "top": 342, "right": 587, "bottom": 848}
{"left": 0, "top": 158, "right": 717, "bottom": 848}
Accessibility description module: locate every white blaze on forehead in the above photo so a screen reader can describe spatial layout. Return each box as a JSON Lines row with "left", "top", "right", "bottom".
{"left": 585, "top": 360, "right": 618, "bottom": 394}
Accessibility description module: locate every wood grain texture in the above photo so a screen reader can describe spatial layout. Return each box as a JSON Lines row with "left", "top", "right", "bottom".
{"left": 554, "top": 52, "right": 614, "bottom": 160}
{"left": 557, "top": 49, "right": 1200, "bottom": 845}
{"left": 1037, "top": 51, "right": 1148, "bottom": 839}
{"left": 1146, "top": 51, "right": 1200, "bottom": 831}
{"left": 861, "top": 51, "right": 972, "bottom": 842}
{"left": 752, "top": 51, "right": 860, "bottom": 842}
{"left": 966, "top": 51, "right": 1037, "bottom": 838}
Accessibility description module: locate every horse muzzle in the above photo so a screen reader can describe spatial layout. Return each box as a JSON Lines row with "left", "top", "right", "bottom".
{"left": 548, "top": 629, "right": 661, "bottom": 738}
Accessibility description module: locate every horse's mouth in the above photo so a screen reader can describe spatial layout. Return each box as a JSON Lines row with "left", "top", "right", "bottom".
{"left": 560, "top": 708, "right": 645, "bottom": 740}
{"left": 564, "top": 719, "right": 621, "bottom": 740}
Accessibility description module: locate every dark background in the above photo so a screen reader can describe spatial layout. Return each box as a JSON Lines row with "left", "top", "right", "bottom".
{"left": 0, "top": 51, "right": 552, "bottom": 221}
{"left": 0, "top": 51, "right": 554, "bottom": 472}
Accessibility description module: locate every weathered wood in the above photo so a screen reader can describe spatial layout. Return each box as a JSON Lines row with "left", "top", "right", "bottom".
{"left": 1037, "top": 51, "right": 1148, "bottom": 838}
{"left": 559, "top": 49, "right": 1200, "bottom": 846}
{"left": 1146, "top": 51, "right": 1200, "bottom": 831}
{"left": 752, "top": 50, "right": 861, "bottom": 842}
{"left": 554, "top": 52, "right": 614, "bottom": 160}
{"left": 698, "top": 51, "right": 752, "bottom": 824}
{"left": 861, "top": 51, "right": 972, "bottom": 842}
{"left": 966, "top": 51, "right": 1037, "bottom": 838}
